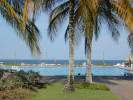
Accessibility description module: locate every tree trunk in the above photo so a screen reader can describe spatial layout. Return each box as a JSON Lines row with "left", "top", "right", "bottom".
{"left": 86, "top": 39, "right": 93, "bottom": 83}
{"left": 64, "top": 0, "right": 75, "bottom": 91}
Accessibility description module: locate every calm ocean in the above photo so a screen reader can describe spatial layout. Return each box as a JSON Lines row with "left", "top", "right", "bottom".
{"left": 0, "top": 60, "right": 124, "bottom": 65}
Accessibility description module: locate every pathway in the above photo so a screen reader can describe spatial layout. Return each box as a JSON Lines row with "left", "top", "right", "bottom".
{"left": 94, "top": 77, "right": 133, "bottom": 100}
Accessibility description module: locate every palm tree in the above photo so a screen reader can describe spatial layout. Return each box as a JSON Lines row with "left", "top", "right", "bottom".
{"left": 20, "top": 0, "right": 75, "bottom": 90}
{"left": 22, "top": 0, "right": 75, "bottom": 91}
{"left": 0, "top": 0, "right": 41, "bottom": 55}
{"left": 77, "top": 0, "right": 133, "bottom": 83}
{"left": 47, "top": 0, "right": 75, "bottom": 91}
{"left": 76, "top": 0, "right": 122, "bottom": 83}
{"left": 23, "top": 0, "right": 75, "bottom": 91}
{"left": 65, "top": 0, "right": 75, "bottom": 91}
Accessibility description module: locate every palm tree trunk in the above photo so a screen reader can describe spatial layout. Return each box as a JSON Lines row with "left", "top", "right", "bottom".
{"left": 65, "top": 0, "right": 75, "bottom": 91}
{"left": 86, "top": 39, "right": 93, "bottom": 83}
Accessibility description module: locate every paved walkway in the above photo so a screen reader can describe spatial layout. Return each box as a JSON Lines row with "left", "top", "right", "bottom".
{"left": 94, "top": 77, "right": 133, "bottom": 100}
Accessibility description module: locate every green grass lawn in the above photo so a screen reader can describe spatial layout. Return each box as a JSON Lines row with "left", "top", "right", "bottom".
{"left": 31, "top": 83, "right": 119, "bottom": 100}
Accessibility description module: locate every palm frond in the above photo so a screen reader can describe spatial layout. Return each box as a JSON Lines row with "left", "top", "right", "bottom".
{"left": 93, "top": 16, "right": 101, "bottom": 40}
{"left": 43, "top": 0, "right": 56, "bottom": 10}
{"left": 99, "top": 0, "right": 120, "bottom": 41}
{"left": 0, "top": 0, "right": 20, "bottom": 23}
{"left": 23, "top": 0, "right": 32, "bottom": 30}
{"left": 0, "top": 0, "right": 41, "bottom": 55}
{"left": 64, "top": 25, "right": 69, "bottom": 42}
{"left": 112, "top": 0, "right": 133, "bottom": 32}
{"left": 48, "top": 1, "right": 69, "bottom": 40}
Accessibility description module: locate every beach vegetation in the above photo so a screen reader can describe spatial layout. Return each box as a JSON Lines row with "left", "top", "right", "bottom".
{"left": 0, "top": 69, "right": 46, "bottom": 100}
{"left": 75, "top": 82, "right": 110, "bottom": 91}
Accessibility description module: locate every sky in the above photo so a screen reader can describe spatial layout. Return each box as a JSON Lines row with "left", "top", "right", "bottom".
{"left": 0, "top": 13, "right": 131, "bottom": 60}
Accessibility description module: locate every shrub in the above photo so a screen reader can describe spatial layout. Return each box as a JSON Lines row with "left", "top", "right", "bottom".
{"left": 0, "top": 75, "right": 24, "bottom": 91}
{"left": 0, "top": 70, "right": 45, "bottom": 90}
{"left": 75, "top": 82, "right": 110, "bottom": 91}
{"left": 0, "top": 69, "right": 46, "bottom": 100}
{"left": 18, "top": 70, "right": 45, "bottom": 89}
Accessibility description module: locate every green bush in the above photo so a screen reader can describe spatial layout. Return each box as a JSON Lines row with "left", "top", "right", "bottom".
{"left": 75, "top": 82, "right": 110, "bottom": 91}
{"left": 0, "top": 76, "right": 24, "bottom": 91}
{"left": 0, "top": 69, "right": 45, "bottom": 90}
{"left": 0, "top": 69, "right": 46, "bottom": 100}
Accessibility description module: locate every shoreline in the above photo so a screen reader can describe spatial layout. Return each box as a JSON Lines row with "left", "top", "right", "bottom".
{"left": 0, "top": 63, "right": 114, "bottom": 67}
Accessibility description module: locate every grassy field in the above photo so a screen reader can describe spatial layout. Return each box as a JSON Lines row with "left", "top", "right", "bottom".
{"left": 31, "top": 83, "right": 119, "bottom": 100}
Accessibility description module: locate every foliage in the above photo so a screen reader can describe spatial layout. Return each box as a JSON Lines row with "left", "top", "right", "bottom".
{"left": 0, "top": 70, "right": 45, "bottom": 91}
{"left": 0, "top": 0, "right": 41, "bottom": 55}
{"left": 0, "top": 69, "right": 46, "bottom": 99}
{"left": 18, "top": 70, "right": 45, "bottom": 89}
{"left": 75, "top": 82, "right": 110, "bottom": 91}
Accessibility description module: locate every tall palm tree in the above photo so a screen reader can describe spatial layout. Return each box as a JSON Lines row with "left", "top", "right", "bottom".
{"left": 77, "top": 0, "right": 133, "bottom": 83}
{"left": 21, "top": 0, "right": 75, "bottom": 90}
{"left": 73, "top": 0, "right": 122, "bottom": 83}
{"left": 65, "top": 0, "right": 75, "bottom": 91}
{"left": 0, "top": 0, "right": 41, "bottom": 55}
{"left": 24, "top": 0, "right": 75, "bottom": 91}
{"left": 47, "top": 0, "right": 75, "bottom": 91}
